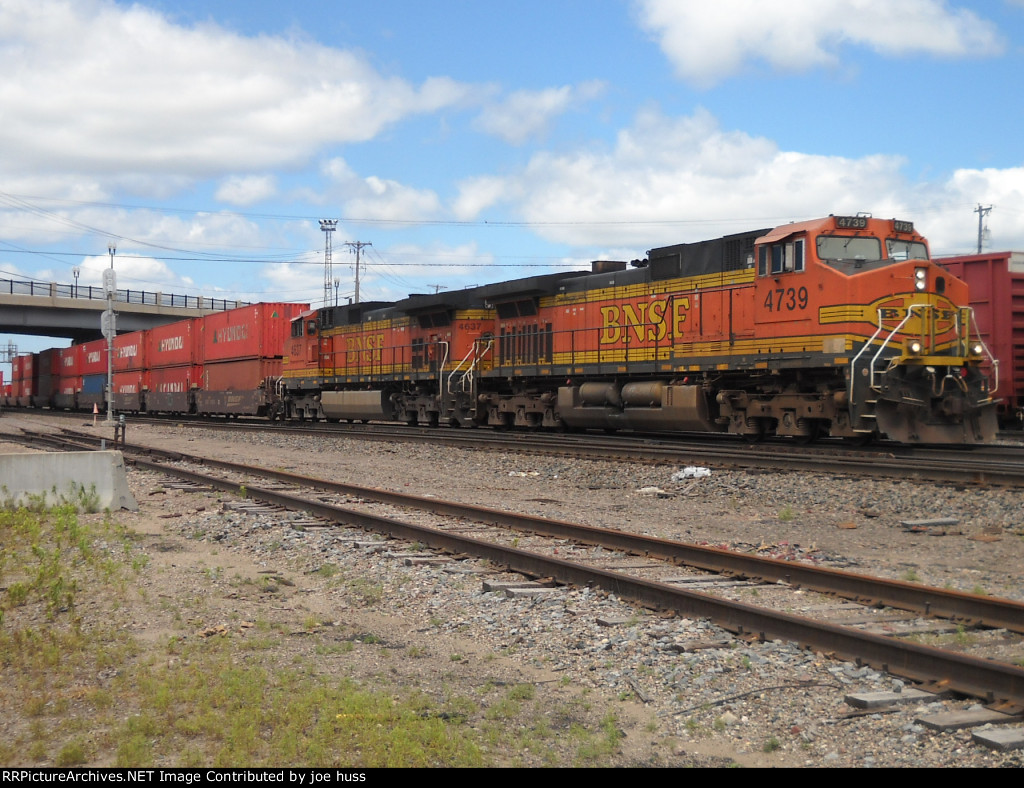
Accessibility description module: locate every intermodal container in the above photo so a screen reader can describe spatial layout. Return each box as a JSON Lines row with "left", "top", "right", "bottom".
{"left": 53, "top": 377, "right": 80, "bottom": 410}
{"left": 147, "top": 365, "right": 198, "bottom": 413}
{"left": 202, "top": 358, "right": 282, "bottom": 390}
{"left": 34, "top": 348, "right": 61, "bottom": 406}
{"left": 939, "top": 251, "right": 1024, "bottom": 423}
{"left": 201, "top": 303, "right": 308, "bottom": 363}
{"left": 15, "top": 353, "right": 33, "bottom": 384}
{"left": 112, "top": 371, "right": 145, "bottom": 411}
{"left": 148, "top": 319, "right": 200, "bottom": 368}
{"left": 80, "top": 338, "right": 108, "bottom": 377}
{"left": 59, "top": 345, "right": 81, "bottom": 378}
{"left": 113, "top": 331, "right": 147, "bottom": 372}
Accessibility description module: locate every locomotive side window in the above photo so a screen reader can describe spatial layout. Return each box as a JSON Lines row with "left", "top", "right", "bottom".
{"left": 306, "top": 320, "right": 318, "bottom": 336}
{"left": 759, "top": 239, "right": 804, "bottom": 275}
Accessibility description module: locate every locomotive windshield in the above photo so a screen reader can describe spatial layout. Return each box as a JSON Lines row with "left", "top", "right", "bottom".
{"left": 885, "top": 238, "right": 929, "bottom": 261}
{"left": 816, "top": 235, "right": 882, "bottom": 263}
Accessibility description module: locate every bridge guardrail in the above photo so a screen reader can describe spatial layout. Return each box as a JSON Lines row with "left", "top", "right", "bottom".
{"left": 0, "top": 278, "right": 246, "bottom": 311}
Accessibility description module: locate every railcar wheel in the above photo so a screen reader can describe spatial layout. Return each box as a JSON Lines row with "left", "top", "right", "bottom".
{"left": 794, "top": 422, "right": 821, "bottom": 445}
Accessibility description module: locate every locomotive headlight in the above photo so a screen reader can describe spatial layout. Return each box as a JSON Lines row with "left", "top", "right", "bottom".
{"left": 914, "top": 268, "right": 927, "bottom": 291}
{"left": 970, "top": 342, "right": 984, "bottom": 357}
{"left": 908, "top": 340, "right": 923, "bottom": 355}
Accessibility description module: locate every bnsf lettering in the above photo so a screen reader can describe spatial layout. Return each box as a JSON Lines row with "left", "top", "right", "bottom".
{"left": 159, "top": 336, "right": 185, "bottom": 352}
{"left": 345, "top": 333, "right": 387, "bottom": 366}
{"left": 599, "top": 298, "right": 689, "bottom": 345}
{"left": 879, "top": 307, "right": 957, "bottom": 322}
{"left": 214, "top": 325, "right": 249, "bottom": 343}
{"left": 345, "top": 334, "right": 386, "bottom": 352}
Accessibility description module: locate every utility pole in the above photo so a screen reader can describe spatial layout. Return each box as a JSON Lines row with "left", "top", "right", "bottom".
{"left": 428, "top": 284, "right": 448, "bottom": 295}
{"left": 319, "top": 219, "right": 338, "bottom": 308}
{"left": 103, "top": 244, "right": 116, "bottom": 424}
{"left": 344, "top": 241, "right": 371, "bottom": 304}
{"left": 975, "top": 204, "right": 993, "bottom": 254}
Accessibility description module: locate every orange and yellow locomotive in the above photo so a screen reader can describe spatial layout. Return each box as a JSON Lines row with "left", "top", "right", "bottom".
{"left": 281, "top": 214, "right": 997, "bottom": 444}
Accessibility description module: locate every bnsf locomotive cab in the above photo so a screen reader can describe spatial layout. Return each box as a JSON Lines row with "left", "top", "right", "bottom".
{"left": 737, "top": 215, "right": 997, "bottom": 443}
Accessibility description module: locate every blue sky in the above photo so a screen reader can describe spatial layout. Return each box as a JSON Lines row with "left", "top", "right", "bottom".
{"left": 2, "top": 0, "right": 1023, "bottom": 362}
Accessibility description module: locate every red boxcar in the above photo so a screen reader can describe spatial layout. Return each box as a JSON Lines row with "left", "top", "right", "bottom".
{"left": 201, "top": 303, "right": 306, "bottom": 363}
{"left": 148, "top": 319, "right": 200, "bottom": 368}
{"left": 939, "top": 252, "right": 1024, "bottom": 425}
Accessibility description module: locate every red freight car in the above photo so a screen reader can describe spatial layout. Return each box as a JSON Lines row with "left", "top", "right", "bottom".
{"left": 112, "top": 370, "right": 146, "bottom": 412}
{"left": 113, "top": 331, "right": 147, "bottom": 373}
{"left": 197, "top": 303, "right": 307, "bottom": 416}
{"left": 148, "top": 365, "right": 199, "bottom": 414}
{"left": 938, "top": 252, "right": 1024, "bottom": 426}
{"left": 148, "top": 319, "right": 200, "bottom": 368}
{"left": 33, "top": 348, "right": 62, "bottom": 407}
{"left": 14, "top": 353, "right": 34, "bottom": 406}
{"left": 201, "top": 303, "right": 305, "bottom": 363}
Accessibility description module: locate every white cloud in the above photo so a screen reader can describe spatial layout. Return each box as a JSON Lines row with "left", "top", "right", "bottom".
{"left": 455, "top": 107, "right": 908, "bottom": 248}
{"left": 69, "top": 254, "right": 196, "bottom": 293}
{"left": 216, "top": 176, "right": 278, "bottom": 206}
{"left": 0, "top": 0, "right": 476, "bottom": 189}
{"left": 454, "top": 104, "right": 1024, "bottom": 255}
{"left": 312, "top": 158, "right": 442, "bottom": 222}
{"left": 634, "top": 0, "right": 1003, "bottom": 86}
{"left": 473, "top": 81, "right": 607, "bottom": 145}
{"left": 915, "top": 166, "right": 1024, "bottom": 254}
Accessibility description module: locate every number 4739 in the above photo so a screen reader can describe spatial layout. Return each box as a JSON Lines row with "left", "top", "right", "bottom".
{"left": 763, "top": 286, "right": 809, "bottom": 312}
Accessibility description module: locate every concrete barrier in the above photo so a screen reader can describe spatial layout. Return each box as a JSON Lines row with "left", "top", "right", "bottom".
{"left": 0, "top": 451, "right": 139, "bottom": 511}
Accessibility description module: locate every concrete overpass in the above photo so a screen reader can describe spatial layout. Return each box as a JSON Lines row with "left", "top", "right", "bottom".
{"left": 0, "top": 277, "right": 249, "bottom": 343}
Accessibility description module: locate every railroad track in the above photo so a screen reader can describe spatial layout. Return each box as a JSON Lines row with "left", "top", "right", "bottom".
{"left": 14, "top": 408, "right": 1024, "bottom": 487}
{"left": 11, "top": 424, "right": 1024, "bottom": 737}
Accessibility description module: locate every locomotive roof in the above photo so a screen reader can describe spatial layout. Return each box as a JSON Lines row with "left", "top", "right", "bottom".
{"left": 756, "top": 218, "right": 833, "bottom": 245}
{"left": 473, "top": 270, "right": 590, "bottom": 303}
{"left": 644, "top": 228, "right": 769, "bottom": 281}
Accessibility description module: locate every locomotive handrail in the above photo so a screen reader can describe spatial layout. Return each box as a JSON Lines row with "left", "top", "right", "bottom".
{"left": 966, "top": 307, "right": 1000, "bottom": 397}
{"left": 866, "top": 303, "right": 928, "bottom": 392}
{"left": 849, "top": 316, "right": 888, "bottom": 405}
{"left": 447, "top": 341, "right": 486, "bottom": 395}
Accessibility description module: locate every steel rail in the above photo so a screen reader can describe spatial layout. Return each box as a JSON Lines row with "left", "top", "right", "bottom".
{"left": 20, "top": 425, "right": 1024, "bottom": 636}
{"left": 11, "top": 427, "right": 1024, "bottom": 709}
{"left": 13, "top": 409, "right": 1024, "bottom": 486}
{"left": 109, "top": 453, "right": 1024, "bottom": 710}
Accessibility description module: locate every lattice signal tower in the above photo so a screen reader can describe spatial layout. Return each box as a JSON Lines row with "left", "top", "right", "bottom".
{"left": 320, "top": 219, "right": 338, "bottom": 308}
